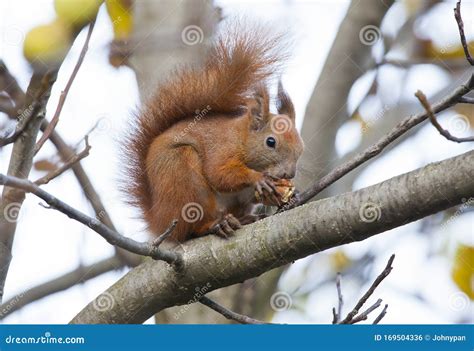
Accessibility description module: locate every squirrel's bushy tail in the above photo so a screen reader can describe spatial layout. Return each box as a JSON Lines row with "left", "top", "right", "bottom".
{"left": 124, "top": 22, "right": 289, "bottom": 213}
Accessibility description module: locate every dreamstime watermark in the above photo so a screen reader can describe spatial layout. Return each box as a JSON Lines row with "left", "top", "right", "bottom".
{"left": 174, "top": 106, "right": 212, "bottom": 143}
{"left": 359, "top": 25, "right": 381, "bottom": 46}
{"left": 448, "top": 291, "right": 469, "bottom": 312}
{"left": 181, "top": 25, "right": 204, "bottom": 46}
{"left": 92, "top": 292, "right": 115, "bottom": 312}
{"left": 443, "top": 197, "right": 473, "bottom": 228}
{"left": 361, "top": 104, "right": 390, "bottom": 134}
{"left": 448, "top": 114, "right": 470, "bottom": 135}
{"left": 270, "top": 291, "right": 292, "bottom": 312}
{"left": 270, "top": 115, "right": 293, "bottom": 134}
{"left": 3, "top": 202, "right": 24, "bottom": 223}
{"left": 1, "top": 25, "right": 24, "bottom": 47}
{"left": 181, "top": 202, "right": 204, "bottom": 223}
{"left": 174, "top": 283, "right": 212, "bottom": 320}
{"left": 359, "top": 202, "right": 382, "bottom": 223}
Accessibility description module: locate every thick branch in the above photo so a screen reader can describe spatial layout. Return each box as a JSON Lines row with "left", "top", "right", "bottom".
{"left": 71, "top": 150, "right": 474, "bottom": 324}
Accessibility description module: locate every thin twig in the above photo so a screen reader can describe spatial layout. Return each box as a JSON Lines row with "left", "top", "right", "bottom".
{"left": 0, "top": 173, "right": 183, "bottom": 267}
{"left": 152, "top": 220, "right": 178, "bottom": 247}
{"left": 340, "top": 254, "right": 394, "bottom": 324}
{"left": 458, "top": 96, "right": 474, "bottom": 104}
{"left": 34, "top": 136, "right": 91, "bottom": 186}
{"left": 278, "top": 74, "right": 473, "bottom": 210}
{"left": 349, "top": 298, "right": 382, "bottom": 324}
{"left": 415, "top": 90, "right": 474, "bottom": 143}
{"left": 336, "top": 272, "right": 343, "bottom": 323}
{"left": 34, "top": 19, "right": 96, "bottom": 154}
{"left": 454, "top": 0, "right": 473, "bottom": 66}
{"left": 373, "top": 304, "right": 388, "bottom": 324}
{"left": 199, "top": 296, "right": 267, "bottom": 324}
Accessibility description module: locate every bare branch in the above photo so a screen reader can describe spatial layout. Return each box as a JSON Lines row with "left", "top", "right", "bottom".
{"left": 454, "top": 0, "right": 473, "bottom": 66}
{"left": 152, "top": 219, "right": 178, "bottom": 247}
{"left": 415, "top": 90, "right": 474, "bottom": 143}
{"left": 279, "top": 74, "right": 473, "bottom": 210}
{"left": 0, "top": 60, "right": 25, "bottom": 108}
{"left": 349, "top": 298, "right": 382, "bottom": 324}
{"left": 199, "top": 296, "right": 267, "bottom": 324}
{"left": 373, "top": 304, "right": 388, "bottom": 324}
{"left": 0, "top": 173, "right": 183, "bottom": 267}
{"left": 34, "top": 136, "right": 91, "bottom": 186}
{"left": 332, "top": 272, "right": 343, "bottom": 323}
{"left": 34, "top": 19, "right": 96, "bottom": 154}
{"left": 0, "top": 255, "right": 124, "bottom": 319}
{"left": 340, "top": 255, "right": 394, "bottom": 324}
{"left": 458, "top": 96, "right": 474, "bottom": 104}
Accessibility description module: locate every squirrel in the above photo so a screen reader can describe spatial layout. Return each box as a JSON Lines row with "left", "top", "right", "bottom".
{"left": 123, "top": 24, "right": 304, "bottom": 242}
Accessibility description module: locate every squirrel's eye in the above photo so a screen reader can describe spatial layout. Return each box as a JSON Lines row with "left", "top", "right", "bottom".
{"left": 266, "top": 136, "right": 276, "bottom": 148}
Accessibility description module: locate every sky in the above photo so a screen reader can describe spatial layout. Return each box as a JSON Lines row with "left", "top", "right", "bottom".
{"left": 0, "top": 0, "right": 472, "bottom": 324}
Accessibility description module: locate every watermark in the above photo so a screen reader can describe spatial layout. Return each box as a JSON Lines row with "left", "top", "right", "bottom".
{"left": 174, "top": 106, "right": 212, "bottom": 142}
{"left": 359, "top": 25, "right": 381, "bottom": 46}
{"left": 174, "top": 283, "right": 212, "bottom": 320}
{"left": 3, "top": 202, "right": 23, "bottom": 223}
{"left": 442, "top": 197, "right": 473, "bottom": 228}
{"left": 359, "top": 202, "right": 382, "bottom": 223}
{"left": 181, "top": 202, "right": 204, "bottom": 223}
{"left": 448, "top": 114, "right": 469, "bottom": 135}
{"left": 1, "top": 25, "right": 24, "bottom": 47}
{"left": 448, "top": 291, "right": 469, "bottom": 312}
{"left": 270, "top": 291, "right": 292, "bottom": 312}
{"left": 270, "top": 115, "right": 293, "bottom": 134}
{"left": 5, "top": 332, "right": 84, "bottom": 345}
{"left": 181, "top": 25, "right": 204, "bottom": 46}
{"left": 92, "top": 292, "right": 115, "bottom": 312}
{"left": 361, "top": 104, "right": 390, "bottom": 134}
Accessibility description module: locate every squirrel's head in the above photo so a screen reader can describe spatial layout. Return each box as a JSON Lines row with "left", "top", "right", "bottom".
{"left": 244, "top": 82, "right": 304, "bottom": 180}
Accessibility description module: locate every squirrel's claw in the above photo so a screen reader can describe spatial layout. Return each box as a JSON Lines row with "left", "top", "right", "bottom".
{"left": 212, "top": 214, "right": 242, "bottom": 239}
{"left": 255, "top": 177, "right": 281, "bottom": 206}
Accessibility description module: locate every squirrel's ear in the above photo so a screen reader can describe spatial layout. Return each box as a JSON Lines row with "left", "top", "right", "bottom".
{"left": 248, "top": 84, "right": 270, "bottom": 130}
{"left": 276, "top": 80, "right": 295, "bottom": 120}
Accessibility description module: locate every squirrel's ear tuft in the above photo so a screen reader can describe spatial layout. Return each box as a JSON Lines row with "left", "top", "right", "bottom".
{"left": 276, "top": 80, "right": 295, "bottom": 120}
{"left": 248, "top": 84, "right": 270, "bottom": 130}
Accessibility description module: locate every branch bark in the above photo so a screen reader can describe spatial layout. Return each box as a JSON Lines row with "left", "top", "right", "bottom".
{"left": 71, "top": 149, "right": 474, "bottom": 324}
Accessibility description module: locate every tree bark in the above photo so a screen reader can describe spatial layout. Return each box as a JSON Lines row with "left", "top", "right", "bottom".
{"left": 71, "top": 149, "right": 474, "bottom": 324}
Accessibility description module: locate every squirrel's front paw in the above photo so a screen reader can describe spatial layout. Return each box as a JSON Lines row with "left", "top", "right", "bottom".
{"left": 210, "top": 214, "right": 242, "bottom": 239}
{"left": 254, "top": 176, "right": 281, "bottom": 206}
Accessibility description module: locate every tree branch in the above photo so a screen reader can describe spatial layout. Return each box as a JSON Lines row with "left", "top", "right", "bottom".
{"left": 34, "top": 19, "right": 96, "bottom": 154}
{"left": 0, "top": 174, "right": 182, "bottom": 267}
{"left": 0, "top": 255, "right": 124, "bottom": 319}
{"left": 454, "top": 0, "right": 473, "bottom": 66}
{"left": 0, "top": 70, "right": 58, "bottom": 303}
{"left": 340, "top": 254, "right": 394, "bottom": 324}
{"left": 34, "top": 136, "right": 91, "bottom": 186}
{"left": 70, "top": 150, "right": 474, "bottom": 323}
{"left": 199, "top": 297, "right": 266, "bottom": 325}
{"left": 415, "top": 90, "right": 474, "bottom": 143}
{"left": 281, "top": 73, "right": 473, "bottom": 210}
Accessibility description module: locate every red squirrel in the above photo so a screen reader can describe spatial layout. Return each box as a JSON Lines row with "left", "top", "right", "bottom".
{"left": 123, "top": 25, "right": 304, "bottom": 241}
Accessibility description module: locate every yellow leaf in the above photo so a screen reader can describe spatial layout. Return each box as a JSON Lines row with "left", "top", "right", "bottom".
{"left": 106, "top": 0, "right": 133, "bottom": 40}
{"left": 55, "top": 0, "right": 103, "bottom": 28}
{"left": 451, "top": 244, "right": 474, "bottom": 299}
{"left": 330, "top": 250, "right": 352, "bottom": 272}
{"left": 23, "top": 19, "right": 72, "bottom": 65}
